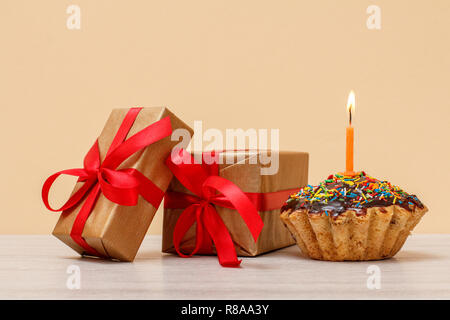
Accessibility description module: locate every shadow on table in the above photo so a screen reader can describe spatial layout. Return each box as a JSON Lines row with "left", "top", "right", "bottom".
{"left": 59, "top": 256, "right": 124, "bottom": 264}
{"left": 57, "top": 247, "right": 445, "bottom": 265}
{"left": 392, "top": 250, "right": 444, "bottom": 262}
{"left": 59, "top": 248, "right": 163, "bottom": 263}
{"left": 277, "top": 248, "right": 444, "bottom": 262}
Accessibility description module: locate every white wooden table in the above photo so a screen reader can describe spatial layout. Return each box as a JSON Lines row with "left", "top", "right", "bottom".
{"left": 0, "top": 235, "right": 449, "bottom": 299}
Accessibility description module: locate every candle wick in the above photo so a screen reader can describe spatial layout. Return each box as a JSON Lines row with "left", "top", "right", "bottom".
{"left": 349, "top": 108, "right": 352, "bottom": 126}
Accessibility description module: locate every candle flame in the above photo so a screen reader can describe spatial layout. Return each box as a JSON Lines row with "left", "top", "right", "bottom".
{"left": 347, "top": 90, "right": 355, "bottom": 125}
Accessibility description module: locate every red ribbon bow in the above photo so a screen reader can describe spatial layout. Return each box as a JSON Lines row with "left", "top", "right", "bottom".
{"left": 164, "top": 149, "right": 265, "bottom": 267}
{"left": 42, "top": 108, "right": 172, "bottom": 257}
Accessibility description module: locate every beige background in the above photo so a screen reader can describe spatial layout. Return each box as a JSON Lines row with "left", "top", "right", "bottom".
{"left": 1, "top": 0, "right": 448, "bottom": 235}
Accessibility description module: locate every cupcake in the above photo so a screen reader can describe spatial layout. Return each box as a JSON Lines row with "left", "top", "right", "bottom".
{"left": 280, "top": 172, "right": 427, "bottom": 261}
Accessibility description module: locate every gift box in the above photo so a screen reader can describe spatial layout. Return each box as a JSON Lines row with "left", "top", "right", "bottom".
{"left": 162, "top": 149, "right": 309, "bottom": 266}
{"left": 43, "top": 107, "right": 192, "bottom": 261}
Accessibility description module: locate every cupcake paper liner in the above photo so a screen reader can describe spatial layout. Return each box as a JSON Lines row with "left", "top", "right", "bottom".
{"left": 280, "top": 205, "right": 427, "bottom": 261}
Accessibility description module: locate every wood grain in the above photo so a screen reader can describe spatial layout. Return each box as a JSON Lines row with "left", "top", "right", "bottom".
{"left": 0, "top": 235, "right": 449, "bottom": 299}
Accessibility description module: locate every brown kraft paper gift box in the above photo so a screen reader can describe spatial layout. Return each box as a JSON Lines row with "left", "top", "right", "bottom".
{"left": 52, "top": 107, "right": 193, "bottom": 261}
{"left": 162, "top": 150, "right": 309, "bottom": 256}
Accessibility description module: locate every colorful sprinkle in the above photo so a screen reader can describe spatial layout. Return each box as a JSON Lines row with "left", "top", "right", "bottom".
{"left": 282, "top": 171, "right": 424, "bottom": 216}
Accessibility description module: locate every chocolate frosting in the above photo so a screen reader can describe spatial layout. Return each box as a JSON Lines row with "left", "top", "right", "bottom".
{"left": 281, "top": 172, "right": 424, "bottom": 217}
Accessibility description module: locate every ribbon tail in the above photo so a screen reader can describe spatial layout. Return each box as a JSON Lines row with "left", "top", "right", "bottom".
{"left": 173, "top": 205, "right": 206, "bottom": 258}
{"left": 130, "top": 169, "right": 165, "bottom": 208}
{"left": 202, "top": 205, "right": 241, "bottom": 268}
{"left": 196, "top": 206, "right": 213, "bottom": 255}
{"left": 203, "top": 175, "right": 263, "bottom": 242}
{"left": 70, "top": 184, "right": 104, "bottom": 257}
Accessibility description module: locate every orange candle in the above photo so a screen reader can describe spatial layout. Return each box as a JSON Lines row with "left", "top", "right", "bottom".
{"left": 346, "top": 126, "right": 354, "bottom": 173}
{"left": 345, "top": 91, "right": 355, "bottom": 176}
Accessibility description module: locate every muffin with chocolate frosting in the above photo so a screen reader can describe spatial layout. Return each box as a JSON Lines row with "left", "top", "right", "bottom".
{"left": 280, "top": 172, "right": 427, "bottom": 261}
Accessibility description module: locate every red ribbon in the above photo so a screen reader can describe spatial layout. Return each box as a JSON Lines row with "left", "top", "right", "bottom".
{"left": 42, "top": 108, "right": 172, "bottom": 257}
{"left": 164, "top": 149, "right": 299, "bottom": 267}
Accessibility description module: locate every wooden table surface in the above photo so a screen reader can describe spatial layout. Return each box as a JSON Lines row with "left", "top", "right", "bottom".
{"left": 0, "top": 234, "right": 449, "bottom": 300}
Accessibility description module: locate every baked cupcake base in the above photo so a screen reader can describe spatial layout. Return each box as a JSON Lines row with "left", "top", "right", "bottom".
{"left": 280, "top": 205, "right": 427, "bottom": 261}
